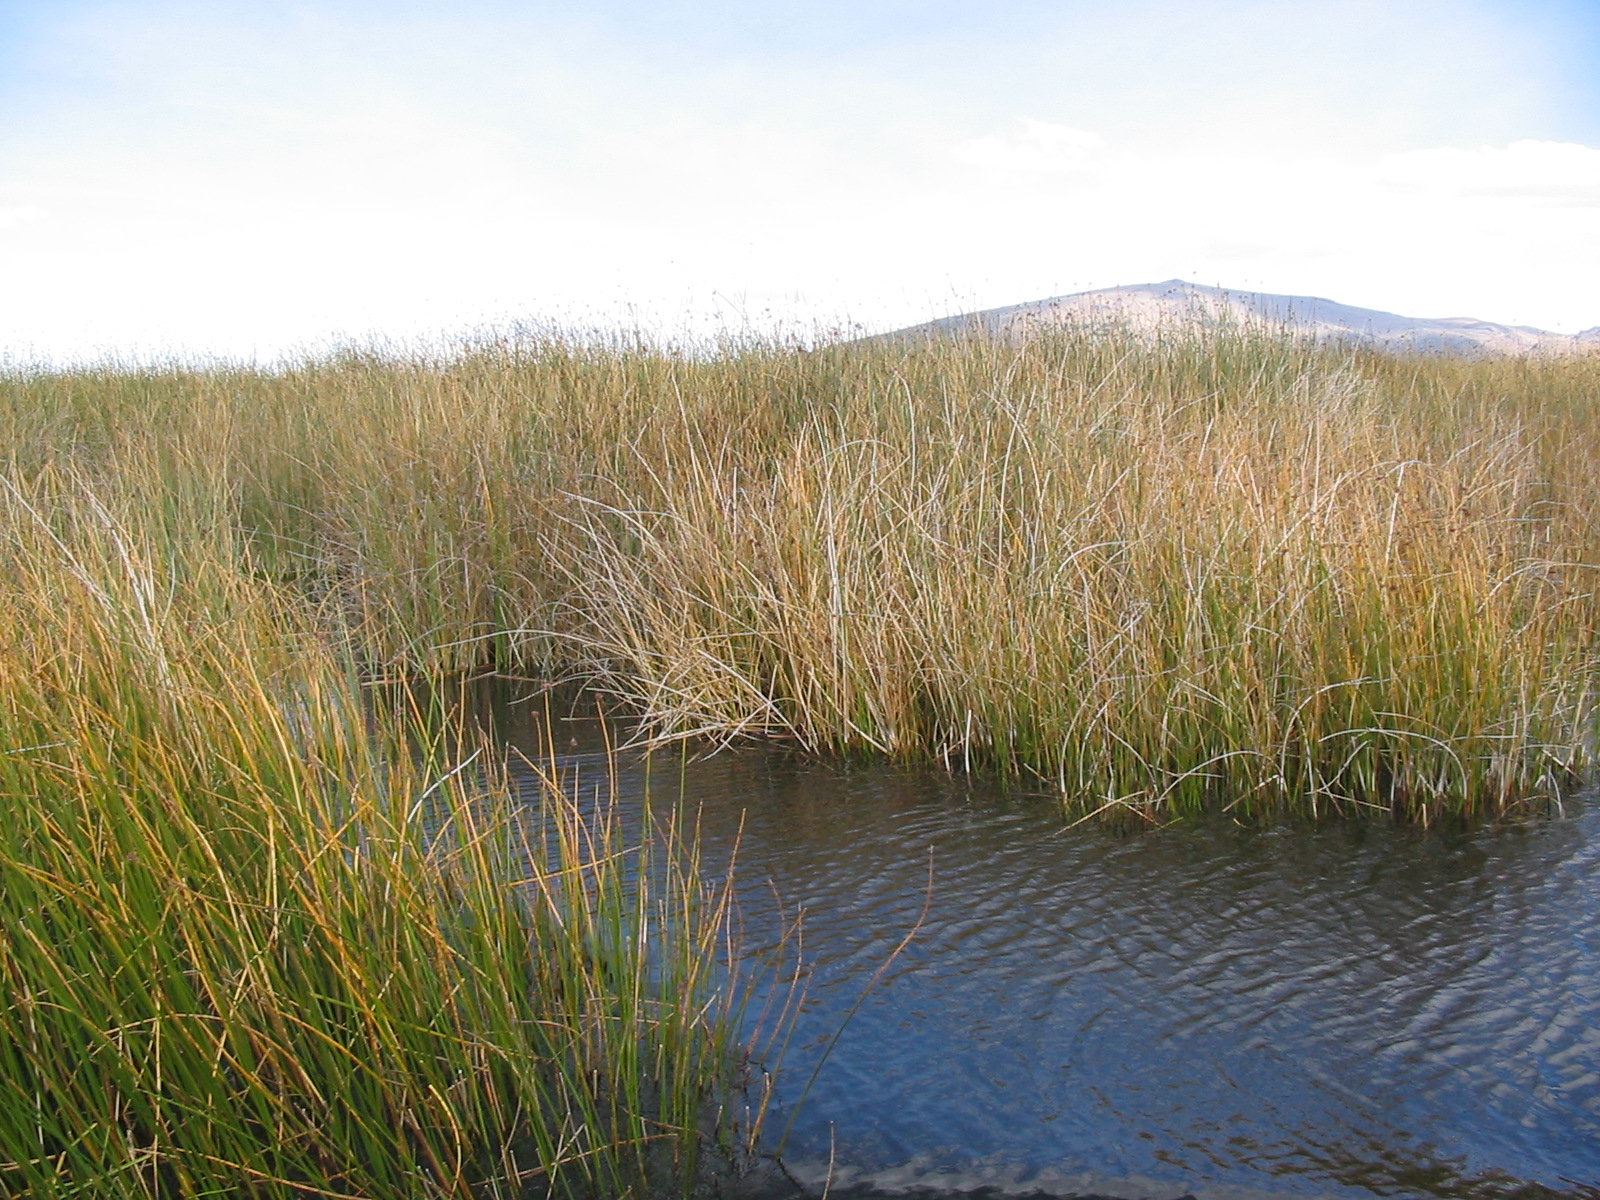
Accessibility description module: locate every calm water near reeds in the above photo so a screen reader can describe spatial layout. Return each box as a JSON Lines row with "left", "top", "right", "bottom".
{"left": 488, "top": 693, "right": 1600, "bottom": 1200}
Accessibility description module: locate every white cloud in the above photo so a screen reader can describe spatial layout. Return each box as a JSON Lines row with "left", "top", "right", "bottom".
{"left": 951, "top": 120, "right": 1105, "bottom": 174}
{"left": 0, "top": 206, "right": 44, "bottom": 230}
{"left": 1377, "top": 139, "right": 1600, "bottom": 206}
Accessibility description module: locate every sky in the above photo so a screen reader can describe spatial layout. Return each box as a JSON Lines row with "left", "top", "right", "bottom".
{"left": 2, "top": 0, "right": 1598, "bottom": 363}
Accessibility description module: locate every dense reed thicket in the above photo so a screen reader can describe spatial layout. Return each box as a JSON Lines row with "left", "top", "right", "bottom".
{"left": 0, "top": 477, "right": 767, "bottom": 1196}
{"left": 5, "top": 329, "right": 1599, "bottom": 825}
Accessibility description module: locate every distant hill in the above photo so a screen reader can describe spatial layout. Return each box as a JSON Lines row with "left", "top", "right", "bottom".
{"left": 887, "top": 280, "right": 1600, "bottom": 357}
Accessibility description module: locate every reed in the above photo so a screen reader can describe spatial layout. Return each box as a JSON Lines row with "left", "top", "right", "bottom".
{"left": 570, "top": 336, "right": 1600, "bottom": 821}
{"left": 0, "top": 474, "right": 762, "bottom": 1197}
{"left": 4, "top": 328, "right": 1600, "bottom": 823}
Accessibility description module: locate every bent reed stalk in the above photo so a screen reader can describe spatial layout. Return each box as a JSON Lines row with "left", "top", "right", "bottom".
{"left": 5, "top": 328, "right": 1600, "bottom": 826}
{"left": 0, "top": 478, "right": 763, "bottom": 1197}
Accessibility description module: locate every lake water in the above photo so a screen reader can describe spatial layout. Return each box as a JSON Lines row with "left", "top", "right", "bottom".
{"left": 488, "top": 692, "right": 1600, "bottom": 1200}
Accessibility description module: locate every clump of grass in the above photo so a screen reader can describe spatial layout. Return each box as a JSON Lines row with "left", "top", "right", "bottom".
{"left": 4, "top": 328, "right": 1599, "bottom": 821}
{"left": 0, "top": 476, "right": 761, "bottom": 1198}
{"left": 563, "top": 335, "right": 1600, "bottom": 821}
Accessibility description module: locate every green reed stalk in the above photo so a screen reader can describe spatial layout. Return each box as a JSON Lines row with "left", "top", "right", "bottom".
{"left": 0, "top": 477, "right": 759, "bottom": 1198}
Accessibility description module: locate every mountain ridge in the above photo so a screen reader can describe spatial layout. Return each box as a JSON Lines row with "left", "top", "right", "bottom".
{"left": 888, "top": 280, "right": 1599, "bottom": 356}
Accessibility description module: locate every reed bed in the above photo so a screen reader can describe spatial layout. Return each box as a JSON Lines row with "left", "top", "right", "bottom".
{"left": 0, "top": 476, "right": 764, "bottom": 1197}
{"left": 5, "top": 329, "right": 1600, "bottom": 826}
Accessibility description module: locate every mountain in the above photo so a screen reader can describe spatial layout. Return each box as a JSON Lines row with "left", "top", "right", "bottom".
{"left": 888, "top": 280, "right": 1598, "bottom": 357}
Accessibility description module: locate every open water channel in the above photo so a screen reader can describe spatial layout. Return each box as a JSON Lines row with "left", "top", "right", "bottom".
{"left": 485, "top": 691, "right": 1600, "bottom": 1200}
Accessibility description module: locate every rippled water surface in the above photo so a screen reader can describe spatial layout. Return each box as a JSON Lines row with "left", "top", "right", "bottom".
{"left": 491, "top": 696, "right": 1600, "bottom": 1200}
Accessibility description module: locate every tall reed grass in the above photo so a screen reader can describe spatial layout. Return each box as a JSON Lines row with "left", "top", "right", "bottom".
{"left": 0, "top": 475, "right": 765, "bottom": 1197}
{"left": 4, "top": 328, "right": 1599, "bottom": 826}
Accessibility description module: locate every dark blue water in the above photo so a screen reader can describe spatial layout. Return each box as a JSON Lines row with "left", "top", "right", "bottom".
{"left": 494, "top": 696, "right": 1600, "bottom": 1200}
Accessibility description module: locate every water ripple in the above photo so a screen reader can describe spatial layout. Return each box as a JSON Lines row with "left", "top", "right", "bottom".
{"left": 500, "top": 706, "right": 1600, "bottom": 1200}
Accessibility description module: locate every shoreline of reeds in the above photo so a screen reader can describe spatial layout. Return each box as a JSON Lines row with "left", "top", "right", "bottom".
{"left": 4, "top": 319, "right": 1598, "bottom": 1190}
{"left": 11, "top": 324, "right": 1598, "bottom": 822}
{"left": 3, "top": 329, "right": 1600, "bottom": 819}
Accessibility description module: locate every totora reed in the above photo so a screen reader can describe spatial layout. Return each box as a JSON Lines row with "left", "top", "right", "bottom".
{"left": 0, "top": 477, "right": 775, "bottom": 1196}
{"left": 6, "top": 326, "right": 1597, "bottom": 821}
{"left": 5, "top": 328, "right": 1600, "bottom": 823}
{"left": 3, "top": 322, "right": 1598, "bottom": 1190}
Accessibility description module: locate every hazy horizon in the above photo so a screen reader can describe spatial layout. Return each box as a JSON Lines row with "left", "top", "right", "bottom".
{"left": 2, "top": 1, "right": 1598, "bottom": 363}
